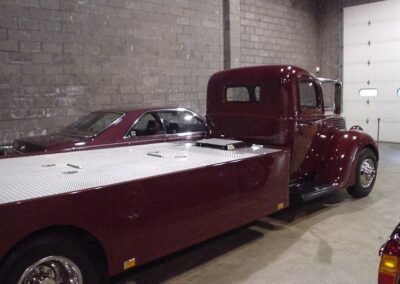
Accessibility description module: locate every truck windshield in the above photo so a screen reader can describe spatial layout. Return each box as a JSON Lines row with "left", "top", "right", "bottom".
{"left": 59, "top": 112, "right": 123, "bottom": 138}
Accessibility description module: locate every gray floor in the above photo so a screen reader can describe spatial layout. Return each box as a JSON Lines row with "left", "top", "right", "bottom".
{"left": 113, "top": 142, "right": 400, "bottom": 284}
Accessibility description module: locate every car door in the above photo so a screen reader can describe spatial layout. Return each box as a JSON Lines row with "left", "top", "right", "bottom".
{"left": 157, "top": 110, "right": 207, "bottom": 142}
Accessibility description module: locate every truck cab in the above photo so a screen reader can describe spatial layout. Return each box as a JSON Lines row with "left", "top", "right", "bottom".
{"left": 207, "top": 65, "right": 378, "bottom": 201}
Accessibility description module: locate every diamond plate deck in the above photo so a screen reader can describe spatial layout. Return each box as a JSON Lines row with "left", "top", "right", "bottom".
{"left": 0, "top": 142, "right": 281, "bottom": 205}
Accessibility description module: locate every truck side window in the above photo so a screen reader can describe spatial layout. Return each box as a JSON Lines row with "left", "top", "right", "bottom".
{"left": 226, "top": 86, "right": 260, "bottom": 102}
{"left": 299, "top": 81, "right": 318, "bottom": 109}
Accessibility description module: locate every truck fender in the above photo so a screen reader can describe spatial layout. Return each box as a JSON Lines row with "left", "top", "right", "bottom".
{"left": 315, "top": 130, "right": 378, "bottom": 188}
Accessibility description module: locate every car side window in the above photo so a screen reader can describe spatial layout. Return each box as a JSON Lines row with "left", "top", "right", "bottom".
{"left": 128, "top": 113, "right": 164, "bottom": 137}
{"left": 299, "top": 80, "right": 319, "bottom": 110}
{"left": 158, "top": 111, "right": 206, "bottom": 134}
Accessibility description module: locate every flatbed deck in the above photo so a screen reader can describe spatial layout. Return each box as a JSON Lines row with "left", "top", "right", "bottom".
{"left": 0, "top": 141, "right": 280, "bottom": 205}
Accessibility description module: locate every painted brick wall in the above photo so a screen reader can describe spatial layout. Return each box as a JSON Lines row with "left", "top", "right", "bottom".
{"left": 0, "top": 0, "right": 223, "bottom": 144}
{"left": 239, "top": 0, "right": 320, "bottom": 72}
{"left": 1, "top": 0, "right": 331, "bottom": 145}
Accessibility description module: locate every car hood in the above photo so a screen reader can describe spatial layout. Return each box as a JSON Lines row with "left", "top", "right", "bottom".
{"left": 14, "top": 134, "right": 85, "bottom": 152}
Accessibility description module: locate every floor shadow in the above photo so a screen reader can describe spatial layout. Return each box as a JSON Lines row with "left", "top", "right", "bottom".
{"left": 112, "top": 225, "right": 264, "bottom": 284}
{"left": 112, "top": 191, "right": 353, "bottom": 284}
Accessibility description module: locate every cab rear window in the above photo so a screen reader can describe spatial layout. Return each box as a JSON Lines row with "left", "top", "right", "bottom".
{"left": 225, "top": 86, "right": 260, "bottom": 102}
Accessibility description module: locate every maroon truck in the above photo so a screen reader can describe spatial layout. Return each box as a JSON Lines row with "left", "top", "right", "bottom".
{"left": 207, "top": 65, "right": 378, "bottom": 200}
{"left": 0, "top": 65, "right": 378, "bottom": 283}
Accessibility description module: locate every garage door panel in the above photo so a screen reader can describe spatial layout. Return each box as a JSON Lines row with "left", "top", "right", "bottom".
{"left": 367, "top": 61, "right": 400, "bottom": 82}
{"left": 343, "top": 21, "right": 400, "bottom": 45}
{"left": 370, "top": 20, "right": 400, "bottom": 41}
{"left": 345, "top": 63, "right": 400, "bottom": 86}
{"left": 345, "top": 42, "right": 400, "bottom": 63}
{"left": 365, "top": 102, "right": 400, "bottom": 122}
{"left": 344, "top": 83, "right": 400, "bottom": 101}
{"left": 343, "top": 25, "right": 372, "bottom": 45}
{"left": 343, "top": 64, "right": 373, "bottom": 82}
{"left": 344, "top": 1, "right": 400, "bottom": 26}
{"left": 344, "top": 1, "right": 400, "bottom": 142}
{"left": 343, "top": 101, "right": 370, "bottom": 121}
{"left": 380, "top": 122, "right": 400, "bottom": 143}
{"left": 369, "top": 42, "right": 400, "bottom": 61}
{"left": 343, "top": 45, "right": 370, "bottom": 64}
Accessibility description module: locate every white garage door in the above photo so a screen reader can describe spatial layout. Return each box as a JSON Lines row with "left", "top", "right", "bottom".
{"left": 343, "top": 1, "right": 400, "bottom": 143}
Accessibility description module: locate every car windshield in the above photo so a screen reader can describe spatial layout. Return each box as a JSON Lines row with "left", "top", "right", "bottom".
{"left": 59, "top": 112, "right": 123, "bottom": 137}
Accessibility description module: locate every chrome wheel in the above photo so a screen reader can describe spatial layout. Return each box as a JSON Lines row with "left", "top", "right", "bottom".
{"left": 359, "top": 158, "right": 376, "bottom": 188}
{"left": 18, "top": 256, "right": 82, "bottom": 284}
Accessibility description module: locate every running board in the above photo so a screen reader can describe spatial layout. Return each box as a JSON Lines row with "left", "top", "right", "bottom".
{"left": 290, "top": 183, "right": 340, "bottom": 202}
{"left": 301, "top": 185, "right": 339, "bottom": 202}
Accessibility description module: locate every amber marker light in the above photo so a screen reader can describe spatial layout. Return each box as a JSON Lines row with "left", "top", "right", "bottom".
{"left": 379, "top": 237, "right": 400, "bottom": 284}
{"left": 378, "top": 255, "right": 398, "bottom": 284}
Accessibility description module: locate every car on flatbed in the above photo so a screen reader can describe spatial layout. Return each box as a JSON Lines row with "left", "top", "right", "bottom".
{"left": 1, "top": 107, "right": 207, "bottom": 155}
{"left": 0, "top": 65, "right": 379, "bottom": 283}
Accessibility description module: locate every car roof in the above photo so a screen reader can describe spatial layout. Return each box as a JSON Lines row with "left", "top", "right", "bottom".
{"left": 93, "top": 107, "right": 206, "bottom": 123}
{"left": 94, "top": 107, "right": 197, "bottom": 116}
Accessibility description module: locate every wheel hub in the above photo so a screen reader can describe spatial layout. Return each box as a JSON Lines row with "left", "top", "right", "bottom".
{"left": 360, "top": 158, "right": 376, "bottom": 188}
{"left": 18, "top": 256, "right": 82, "bottom": 284}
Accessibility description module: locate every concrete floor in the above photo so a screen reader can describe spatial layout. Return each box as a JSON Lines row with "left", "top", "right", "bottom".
{"left": 112, "top": 142, "right": 400, "bottom": 284}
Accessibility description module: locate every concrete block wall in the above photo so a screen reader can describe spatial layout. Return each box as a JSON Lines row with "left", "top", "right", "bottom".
{"left": 0, "top": 0, "right": 223, "bottom": 143}
{"left": 239, "top": 0, "right": 320, "bottom": 72}
{"left": 0, "top": 0, "right": 357, "bottom": 144}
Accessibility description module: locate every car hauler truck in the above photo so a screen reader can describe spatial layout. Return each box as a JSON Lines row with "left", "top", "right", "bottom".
{"left": 0, "top": 65, "right": 378, "bottom": 283}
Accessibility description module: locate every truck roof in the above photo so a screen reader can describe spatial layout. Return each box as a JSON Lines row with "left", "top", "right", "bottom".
{"left": 0, "top": 141, "right": 280, "bottom": 205}
{"left": 208, "top": 65, "right": 313, "bottom": 83}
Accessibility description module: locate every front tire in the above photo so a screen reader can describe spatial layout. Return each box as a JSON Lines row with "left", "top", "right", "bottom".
{"left": 0, "top": 233, "right": 107, "bottom": 284}
{"left": 347, "top": 148, "right": 377, "bottom": 198}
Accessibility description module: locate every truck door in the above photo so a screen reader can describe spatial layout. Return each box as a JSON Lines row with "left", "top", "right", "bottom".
{"left": 291, "top": 77, "right": 325, "bottom": 178}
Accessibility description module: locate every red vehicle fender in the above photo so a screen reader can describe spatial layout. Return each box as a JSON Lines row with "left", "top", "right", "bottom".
{"left": 315, "top": 130, "right": 378, "bottom": 188}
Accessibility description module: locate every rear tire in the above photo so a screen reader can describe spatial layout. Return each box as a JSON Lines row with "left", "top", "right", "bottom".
{"left": 0, "top": 232, "right": 107, "bottom": 284}
{"left": 347, "top": 148, "right": 377, "bottom": 198}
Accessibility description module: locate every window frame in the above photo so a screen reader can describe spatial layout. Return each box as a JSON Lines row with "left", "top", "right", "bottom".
{"left": 157, "top": 110, "right": 206, "bottom": 135}
{"left": 224, "top": 85, "right": 261, "bottom": 103}
{"left": 298, "top": 78, "right": 323, "bottom": 114}
{"left": 124, "top": 109, "right": 206, "bottom": 139}
{"left": 60, "top": 111, "right": 125, "bottom": 138}
{"left": 124, "top": 112, "right": 165, "bottom": 139}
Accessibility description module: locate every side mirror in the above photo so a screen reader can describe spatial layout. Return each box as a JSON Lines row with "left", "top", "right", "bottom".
{"left": 334, "top": 82, "right": 343, "bottom": 114}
